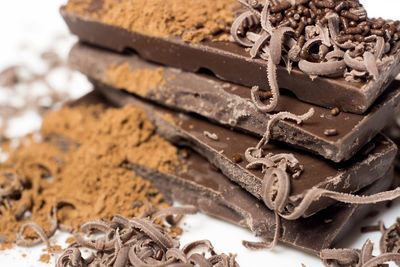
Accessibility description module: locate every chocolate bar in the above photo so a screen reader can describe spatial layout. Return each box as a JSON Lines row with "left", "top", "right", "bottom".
{"left": 134, "top": 153, "right": 394, "bottom": 255}
{"left": 75, "top": 91, "right": 395, "bottom": 255}
{"left": 69, "top": 43, "right": 400, "bottom": 162}
{"left": 94, "top": 82, "right": 397, "bottom": 217}
{"left": 61, "top": 3, "right": 400, "bottom": 114}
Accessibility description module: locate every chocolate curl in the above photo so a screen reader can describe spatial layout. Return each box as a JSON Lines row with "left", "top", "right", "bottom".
{"left": 16, "top": 206, "right": 58, "bottom": 247}
{"left": 321, "top": 239, "right": 400, "bottom": 267}
{"left": 256, "top": 108, "right": 315, "bottom": 148}
{"left": 58, "top": 210, "right": 239, "bottom": 267}
{"left": 281, "top": 186, "right": 400, "bottom": 220}
{"left": 242, "top": 212, "right": 280, "bottom": 251}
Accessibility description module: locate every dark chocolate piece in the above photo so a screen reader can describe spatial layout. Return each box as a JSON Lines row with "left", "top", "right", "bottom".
{"left": 69, "top": 43, "right": 400, "bottom": 162}
{"left": 73, "top": 91, "right": 396, "bottom": 255}
{"left": 61, "top": 6, "right": 400, "bottom": 114}
{"left": 133, "top": 155, "right": 393, "bottom": 255}
{"left": 94, "top": 83, "right": 397, "bottom": 217}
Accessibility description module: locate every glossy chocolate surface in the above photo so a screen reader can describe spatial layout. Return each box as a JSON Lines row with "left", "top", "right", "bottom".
{"left": 94, "top": 83, "right": 397, "bottom": 217}
{"left": 76, "top": 91, "right": 395, "bottom": 255}
{"left": 61, "top": 6, "right": 400, "bottom": 114}
{"left": 70, "top": 43, "right": 400, "bottom": 162}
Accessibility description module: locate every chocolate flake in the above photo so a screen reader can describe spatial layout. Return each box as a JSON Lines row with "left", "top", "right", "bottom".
{"left": 232, "top": 154, "right": 243, "bottom": 163}
{"left": 231, "top": 0, "right": 400, "bottom": 87}
{"left": 203, "top": 131, "right": 219, "bottom": 141}
{"left": 56, "top": 206, "right": 239, "bottom": 267}
{"left": 321, "top": 239, "right": 400, "bottom": 267}
{"left": 380, "top": 219, "right": 400, "bottom": 254}
{"left": 324, "top": 128, "right": 339, "bottom": 136}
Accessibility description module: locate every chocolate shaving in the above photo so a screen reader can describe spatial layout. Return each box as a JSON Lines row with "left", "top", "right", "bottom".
{"left": 16, "top": 222, "right": 50, "bottom": 247}
{"left": 281, "top": 186, "right": 400, "bottom": 220}
{"left": 242, "top": 212, "right": 280, "bottom": 251}
{"left": 15, "top": 206, "right": 58, "bottom": 247}
{"left": 56, "top": 207, "right": 239, "bottom": 267}
{"left": 231, "top": 0, "right": 400, "bottom": 85}
{"left": 203, "top": 131, "right": 219, "bottom": 141}
{"left": 241, "top": 108, "right": 314, "bottom": 249}
{"left": 380, "top": 218, "right": 400, "bottom": 254}
{"left": 321, "top": 238, "right": 400, "bottom": 267}
{"left": 298, "top": 59, "right": 346, "bottom": 76}
{"left": 151, "top": 206, "right": 198, "bottom": 226}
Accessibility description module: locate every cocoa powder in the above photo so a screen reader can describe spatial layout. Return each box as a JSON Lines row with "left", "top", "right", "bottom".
{"left": 39, "top": 253, "right": 50, "bottom": 263}
{"left": 106, "top": 63, "right": 166, "bottom": 97}
{"left": 0, "top": 102, "right": 181, "bottom": 247}
{"left": 64, "top": 0, "right": 239, "bottom": 43}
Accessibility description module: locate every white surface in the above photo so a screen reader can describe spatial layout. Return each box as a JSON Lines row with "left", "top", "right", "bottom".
{"left": 0, "top": 1, "right": 399, "bottom": 266}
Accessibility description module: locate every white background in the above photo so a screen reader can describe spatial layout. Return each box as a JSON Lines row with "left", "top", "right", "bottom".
{"left": 0, "top": 1, "right": 399, "bottom": 266}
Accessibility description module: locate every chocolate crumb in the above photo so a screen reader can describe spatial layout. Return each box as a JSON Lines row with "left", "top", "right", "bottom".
{"left": 232, "top": 154, "right": 243, "bottom": 163}
{"left": 203, "top": 131, "right": 219, "bottom": 141}
{"left": 330, "top": 107, "right": 340, "bottom": 116}
{"left": 324, "top": 128, "right": 338, "bottom": 136}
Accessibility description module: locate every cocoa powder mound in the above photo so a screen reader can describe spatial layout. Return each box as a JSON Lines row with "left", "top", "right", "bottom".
{"left": 106, "top": 63, "right": 166, "bottom": 97}
{"left": 64, "top": 0, "right": 239, "bottom": 43}
{"left": 0, "top": 102, "right": 180, "bottom": 247}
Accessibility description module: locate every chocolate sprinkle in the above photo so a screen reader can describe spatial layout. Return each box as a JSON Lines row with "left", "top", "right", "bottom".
{"left": 231, "top": 0, "right": 400, "bottom": 90}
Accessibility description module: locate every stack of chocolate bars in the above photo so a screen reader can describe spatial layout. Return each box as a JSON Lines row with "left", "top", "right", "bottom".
{"left": 61, "top": 0, "right": 400, "bottom": 256}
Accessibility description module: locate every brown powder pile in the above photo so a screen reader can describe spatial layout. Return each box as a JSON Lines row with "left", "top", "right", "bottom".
{"left": 106, "top": 63, "right": 166, "bottom": 97}
{"left": 0, "top": 102, "right": 181, "bottom": 248}
{"left": 64, "top": 0, "right": 239, "bottom": 43}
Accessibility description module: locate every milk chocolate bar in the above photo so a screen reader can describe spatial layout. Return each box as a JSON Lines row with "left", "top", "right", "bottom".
{"left": 69, "top": 43, "right": 400, "bottom": 162}
{"left": 61, "top": 4, "right": 400, "bottom": 114}
{"left": 94, "top": 83, "right": 397, "bottom": 217}
{"left": 75, "top": 91, "right": 395, "bottom": 254}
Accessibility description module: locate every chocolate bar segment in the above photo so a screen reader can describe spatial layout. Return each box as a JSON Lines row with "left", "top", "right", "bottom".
{"left": 74, "top": 91, "right": 396, "bottom": 255}
{"left": 61, "top": 6, "right": 400, "bottom": 114}
{"left": 133, "top": 153, "right": 394, "bottom": 255}
{"left": 69, "top": 43, "right": 400, "bottom": 162}
{"left": 94, "top": 83, "right": 397, "bottom": 217}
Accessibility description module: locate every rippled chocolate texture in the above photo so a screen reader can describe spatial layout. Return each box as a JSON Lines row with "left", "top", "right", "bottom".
{"left": 93, "top": 82, "right": 397, "bottom": 217}
{"left": 69, "top": 43, "right": 400, "bottom": 162}
{"left": 75, "top": 91, "right": 396, "bottom": 255}
{"left": 60, "top": 0, "right": 400, "bottom": 114}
